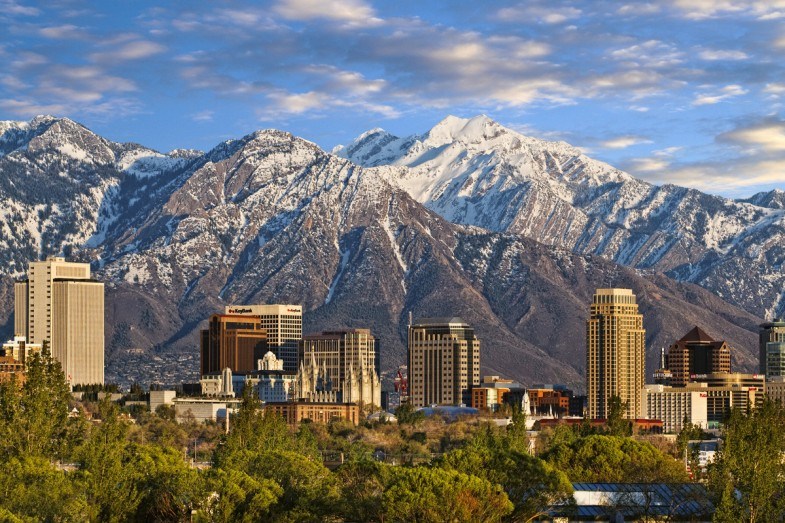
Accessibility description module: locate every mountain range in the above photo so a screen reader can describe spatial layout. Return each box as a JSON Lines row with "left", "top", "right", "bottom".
{"left": 0, "top": 115, "right": 777, "bottom": 388}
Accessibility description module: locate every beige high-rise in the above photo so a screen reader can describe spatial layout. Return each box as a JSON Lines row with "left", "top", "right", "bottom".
{"left": 408, "top": 317, "right": 481, "bottom": 408}
{"left": 14, "top": 257, "right": 104, "bottom": 385}
{"left": 586, "top": 288, "right": 646, "bottom": 419}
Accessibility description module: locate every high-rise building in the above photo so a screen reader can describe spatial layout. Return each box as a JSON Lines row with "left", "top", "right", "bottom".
{"left": 224, "top": 304, "right": 302, "bottom": 372}
{"left": 296, "top": 329, "right": 381, "bottom": 407}
{"left": 408, "top": 317, "right": 481, "bottom": 408}
{"left": 586, "top": 288, "right": 646, "bottom": 419}
{"left": 665, "top": 326, "right": 732, "bottom": 387}
{"left": 200, "top": 314, "right": 267, "bottom": 374}
{"left": 14, "top": 257, "right": 104, "bottom": 385}
{"left": 759, "top": 319, "right": 785, "bottom": 378}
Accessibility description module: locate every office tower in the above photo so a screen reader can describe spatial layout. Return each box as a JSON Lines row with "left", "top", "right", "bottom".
{"left": 408, "top": 317, "right": 481, "bottom": 408}
{"left": 665, "top": 326, "right": 732, "bottom": 387}
{"left": 225, "top": 304, "right": 302, "bottom": 372}
{"left": 760, "top": 319, "right": 785, "bottom": 378}
{"left": 14, "top": 257, "right": 104, "bottom": 385}
{"left": 586, "top": 288, "right": 646, "bottom": 419}
{"left": 200, "top": 314, "right": 268, "bottom": 374}
{"left": 296, "top": 328, "right": 381, "bottom": 406}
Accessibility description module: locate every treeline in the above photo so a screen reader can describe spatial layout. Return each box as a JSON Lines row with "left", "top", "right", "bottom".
{"left": 1, "top": 350, "right": 784, "bottom": 522}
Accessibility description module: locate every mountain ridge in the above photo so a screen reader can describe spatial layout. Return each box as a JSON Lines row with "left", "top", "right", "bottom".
{"left": 0, "top": 115, "right": 769, "bottom": 387}
{"left": 340, "top": 115, "right": 785, "bottom": 321}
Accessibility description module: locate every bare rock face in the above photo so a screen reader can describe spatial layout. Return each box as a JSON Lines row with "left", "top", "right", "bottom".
{"left": 0, "top": 116, "right": 765, "bottom": 388}
{"left": 341, "top": 115, "right": 785, "bottom": 322}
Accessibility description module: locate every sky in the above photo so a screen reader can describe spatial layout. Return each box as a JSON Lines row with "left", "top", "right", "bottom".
{"left": 1, "top": 0, "right": 785, "bottom": 198}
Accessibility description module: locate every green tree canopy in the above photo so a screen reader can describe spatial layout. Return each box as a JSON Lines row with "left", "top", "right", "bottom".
{"left": 382, "top": 466, "right": 513, "bottom": 523}
{"left": 0, "top": 344, "right": 73, "bottom": 460}
{"left": 542, "top": 434, "right": 688, "bottom": 483}
{"left": 709, "top": 402, "right": 785, "bottom": 523}
{"left": 436, "top": 428, "right": 573, "bottom": 521}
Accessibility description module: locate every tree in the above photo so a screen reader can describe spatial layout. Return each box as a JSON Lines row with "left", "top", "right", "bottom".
{"left": 395, "top": 402, "right": 425, "bottom": 426}
{"left": 197, "top": 468, "right": 282, "bottom": 523}
{"left": 437, "top": 429, "right": 573, "bottom": 521}
{"left": 335, "top": 460, "right": 390, "bottom": 522}
{"left": 382, "top": 466, "right": 513, "bottom": 522}
{"left": 213, "top": 386, "right": 319, "bottom": 470}
{"left": 76, "top": 398, "right": 141, "bottom": 522}
{"left": 0, "top": 343, "right": 73, "bottom": 460}
{"left": 606, "top": 395, "right": 632, "bottom": 437}
{"left": 542, "top": 434, "right": 688, "bottom": 483}
{"left": 0, "top": 455, "right": 87, "bottom": 521}
{"left": 708, "top": 402, "right": 785, "bottom": 523}
{"left": 131, "top": 443, "right": 204, "bottom": 522}
{"left": 242, "top": 450, "right": 340, "bottom": 521}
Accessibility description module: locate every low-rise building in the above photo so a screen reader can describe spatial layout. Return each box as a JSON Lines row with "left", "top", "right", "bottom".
{"left": 766, "top": 376, "right": 785, "bottom": 404}
{"left": 471, "top": 376, "right": 521, "bottom": 411}
{"left": 692, "top": 373, "right": 765, "bottom": 427}
{"left": 264, "top": 401, "right": 360, "bottom": 425}
{"left": 642, "top": 384, "right": 708, "bottom": 433}
{"left": 173, "top": 397, "right": 241, "bottom": 423}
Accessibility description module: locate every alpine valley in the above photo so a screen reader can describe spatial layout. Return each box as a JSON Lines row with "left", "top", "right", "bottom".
{"left": 0, "top": 115, "right": 780, "bottom": 388}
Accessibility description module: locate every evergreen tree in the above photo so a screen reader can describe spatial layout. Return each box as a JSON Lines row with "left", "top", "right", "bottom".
{"left": 76, "top": 398, "right": 141, "bottom": 522}
{"left": 709, "top": 402, "right": 785, "bottom": 522}
{"left": 0, "top": 342, "right": 72, "bottom": 460}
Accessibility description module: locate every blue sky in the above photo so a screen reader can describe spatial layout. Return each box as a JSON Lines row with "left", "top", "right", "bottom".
{"left": 2, "top": 0, "right": 785, "bottom": 198}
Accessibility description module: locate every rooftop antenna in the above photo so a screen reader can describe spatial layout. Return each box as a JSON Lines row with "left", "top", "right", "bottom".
{"left": 408, "top": 311, "right": 412, "bottom": 327}
{"left": 660, "top": 347, "right": 666, "bottom": 369}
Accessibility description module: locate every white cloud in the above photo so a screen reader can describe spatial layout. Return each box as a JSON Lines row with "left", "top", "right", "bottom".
{"left": 600, "top": 135, "right": 653, "bottom": 149}
{"left": 764, "top": 83, "right": 785, "bottom": 95}
{"left": 648, "top": 159, "right": 785, "bottom": 195}
{"left": 1, "top": 1, "right": 40, "bottom": 16}
{"left": 627, "top": 157, "right": 670, "bottom": 172}
{"left": 719, "top": 119, "right": 785, "bottom": 153}
{"left": 39, "top": 24, "right": 86, "bottom": 39}
{"left": 90, "top": 40, "right": 166, "bottom": 62}
{"left": 495, "top": 5, "right": 582, "bottom": 24}
{"left": 273, "top": 0, "right": 381, "bottom": 26}
{"left": 0, "top": 99, "right": 66, "bottom": 116}
{"left": 609, "top": 40, "right": 684, "bottom": 68}
{"left": 192, "top": 110, "right": 214, "bottom": 122}
{"left": 617, "top": 3, "right": 661, "bottom": 16}
{"left": 653, "top": 146, "right": 683, "bottom": 157}
{"left": 668, "top": 0, "right": 785, "bottom": 20}
{"left": 692, "top": 84, "right": 747, "bottom": 105}
{"left": 698, "top": 49, "right": 749, "bottom": 60}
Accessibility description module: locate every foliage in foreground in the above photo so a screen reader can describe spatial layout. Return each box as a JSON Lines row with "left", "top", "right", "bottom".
{"left": 3, "top": 351, "right": 784, "bottom": 522}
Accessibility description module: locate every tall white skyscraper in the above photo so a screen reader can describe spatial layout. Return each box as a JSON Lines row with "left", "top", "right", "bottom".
{"left": 15, "top": 256, "right": 104, "bottom": 385}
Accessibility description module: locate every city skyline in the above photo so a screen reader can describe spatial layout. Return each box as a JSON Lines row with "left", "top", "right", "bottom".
{"left": 1, "top": 1, "right": 784, "bottom": 197}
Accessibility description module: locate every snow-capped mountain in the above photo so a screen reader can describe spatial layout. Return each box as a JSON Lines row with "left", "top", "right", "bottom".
{"left": 339, "top": 115, "right": 785, "bottom": 320}
{"left": 0, "top": 116, "right": 764, "bottom": 386}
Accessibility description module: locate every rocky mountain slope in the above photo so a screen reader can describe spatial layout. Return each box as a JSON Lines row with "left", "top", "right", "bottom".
{"left": 338, "top": 115, "right": 785, "bottom": 321}
{"left": 0, "top": 116, "right": 765, "bottom": 387}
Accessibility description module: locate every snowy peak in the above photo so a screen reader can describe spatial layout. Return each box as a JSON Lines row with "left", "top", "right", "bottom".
{"left": 739, "top": 189, "right": 785, "bottom": 209}
{"left": 0, "top": 115, "right": 59, "bottom": 156}
{"left": 421, "top": 114, "right": 497, "bottom": 148}
{"left": 334, "top": 127, "right": 402, "bottom": 167}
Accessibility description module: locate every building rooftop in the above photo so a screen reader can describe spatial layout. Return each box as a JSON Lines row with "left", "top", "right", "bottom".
{"left": 413, "top": 317, "right": 468, "bottom": 326}
{"left": 678, "top": 326, "right": 716, "bottom": 343}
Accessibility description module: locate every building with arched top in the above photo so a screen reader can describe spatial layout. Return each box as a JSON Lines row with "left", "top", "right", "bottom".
{"left": 586, "top": 289, "right": 646, "bottom": 420}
